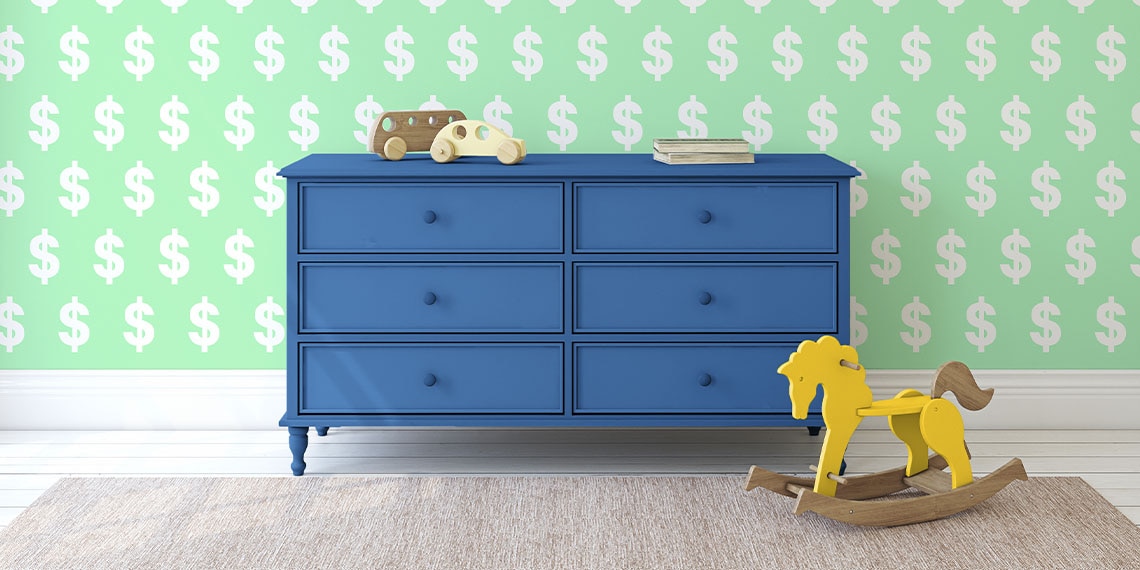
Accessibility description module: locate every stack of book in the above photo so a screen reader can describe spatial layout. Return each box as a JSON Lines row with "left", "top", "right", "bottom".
{"left": 652, "top": 138, "right": 754, "bottom": 164}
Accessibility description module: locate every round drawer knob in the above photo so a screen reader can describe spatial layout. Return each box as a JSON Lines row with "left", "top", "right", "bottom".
{"left": 698, "top": 291, "right": 713, "bottom": 305}
{"left": 423, "top": 210, "right": 438, "bottom": 224}
{"left": 423, "top": 373, "right": 438, "bottom": 387}
{"left": 697, "top": 210, "right": 713, "bottom": 224}
{"left": 423, "top": 292, "right": 438, "bottom": 305}
{"left": 698, "top": 373, "right": 713, "bottom": 387}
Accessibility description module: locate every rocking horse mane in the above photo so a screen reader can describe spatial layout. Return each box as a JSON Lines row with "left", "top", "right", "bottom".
{"left": 931, "top": 361, "right": 994, "bottom": 411}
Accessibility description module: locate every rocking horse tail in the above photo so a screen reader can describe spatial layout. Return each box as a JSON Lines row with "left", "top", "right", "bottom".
{"left": 931, "top": 361, "right": 994, "bottom": 411}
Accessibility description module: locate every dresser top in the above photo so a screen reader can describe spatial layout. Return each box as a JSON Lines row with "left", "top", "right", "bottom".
{"left": 278, "top": 153, "right": 860, "bottom": 180}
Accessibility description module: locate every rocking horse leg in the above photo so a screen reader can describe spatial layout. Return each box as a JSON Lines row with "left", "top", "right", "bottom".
{"left": 888, "top": 389, "right": 929, "bottom": 476}
{"left": 813, "top": 421, "right": 860, "bottom": 497}
{"left": 920, "top": 399, "right": 973, "bottom": 488}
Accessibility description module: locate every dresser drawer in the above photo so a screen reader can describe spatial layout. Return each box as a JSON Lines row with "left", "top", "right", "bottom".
{"left": 574, "top": 263, "right": 836, "bottom": 332}
{"left": 299, "top": 183, "right": 563, "bottom": 252}
{"left": 299, "top": 343, "right": 563, "bottom": 414}
{"left": 300, "top": 263, "right": 563, "bottom": 332}
{"left": 574, "top": 183, "right": 837, "bottom": 252}
{"left": 574, "top": 344, "right": 799, "bottom": 413}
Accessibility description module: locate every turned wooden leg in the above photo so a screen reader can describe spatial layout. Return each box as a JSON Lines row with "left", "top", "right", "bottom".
{"left": 316, "top": 426, "right": 329, "bottom": 437}
{"left": 288, "top": 426, "right": 309, "bottom": 476}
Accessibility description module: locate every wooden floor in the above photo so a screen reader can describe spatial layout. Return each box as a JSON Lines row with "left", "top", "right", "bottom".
{"left": 1, "top": 428, "right": 1137, "bottom": 531}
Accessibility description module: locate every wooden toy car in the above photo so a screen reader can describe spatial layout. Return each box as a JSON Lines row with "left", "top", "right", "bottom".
{"left": 429, "top": 120, "right": 526, "bottom": 165}
{"left": 367, "top": 109, "right": 467, "bottom": 160}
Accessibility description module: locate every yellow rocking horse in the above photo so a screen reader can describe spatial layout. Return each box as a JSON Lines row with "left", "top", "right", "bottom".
{"left": 745, "top": 336, "right": 1027, "bottom": 526}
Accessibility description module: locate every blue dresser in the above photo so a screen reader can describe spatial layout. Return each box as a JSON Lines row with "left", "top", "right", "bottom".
{"left": 278, "top": 153, "right": 858, "bottom": 475}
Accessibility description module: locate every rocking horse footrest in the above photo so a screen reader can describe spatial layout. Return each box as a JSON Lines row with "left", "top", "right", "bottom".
{"left": 903, "top": 468, "right": 953, "bottom": 494}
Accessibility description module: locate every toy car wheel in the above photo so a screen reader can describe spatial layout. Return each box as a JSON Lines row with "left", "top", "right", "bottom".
{"left": 496, "top": 140, "right": 524, "bottom": 165}
{"left": 382, "top": 137, "right": 407, "bottom": 161}
{"left": 430, "top": 138, "right": 456, "bottom": 163}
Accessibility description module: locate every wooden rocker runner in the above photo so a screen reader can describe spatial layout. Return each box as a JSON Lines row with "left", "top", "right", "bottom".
{"left": 744, "top": 336, "right": 1027, "bottom": 526}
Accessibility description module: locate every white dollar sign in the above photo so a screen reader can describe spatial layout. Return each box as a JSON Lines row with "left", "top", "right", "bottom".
{"left": 254, "top": 296, "right": 285, "bottom": 353}
{"left": 1030, "top": 297, "right": 1061, "bottom": 352}
{"left": 578, "top": 25, "right": 608, "bottom": 81}
{"left": 511, "top": 26, "right": 542, "bottom": 81}
{"left": 224, "top": 96, "right": 255, "bottom": 151}
{"left": 59, "top": 296, "right": 90, "bottom": 353}
{"left": 900, "top": 296, "right": 931, "bottom": 353}
{"left": 1131, "top": 236, "right": 1140, "bottom": 278}
{"left": 289, "top": 95, "right": 320, "bottom": 151}
{"left": 124, "top": 161, "right": 155, "bottom": 217}
{"left": 677, "top": 95, "right": 708, "bottom": 139}
{"left": 965, "top": 296, "right": 996, "bottom": 352}
{"left": 940, "top": 0, "right": 964, "bottom": 13}
{"left": 837, "top": 26, "right": 867, "bottom": 82}
{"left": 224, "top": 229, "right": 255, "bottom": 285}
{"left": 159, "top": 229, "right": 190, "bottom": 285}
{"left": 32, "top": 0, "right": 57, "bottom": 13}
{"left": 29, "top": 229, "right": 60, "bottom": 285}
{"left": 1030, "top": 25, "right": 1060, "bottom": 81}
{"left": 745, "top": 0, "right": 771, "bottom": 12}
{"left": 255, "top": 161, "right": 284, "bottom": 217}
{"left": 162, "top": 0, "right": 188, "bottom": 13}
{"left": 229, "top": 0, "right": 255, "bottom": 13}
{"left": 680, "top": 0, "right": 705, "bottom": 13}
{"left": 1065, "top": 228, "right": 1096, "bottom": 284}
{"left": 965, "top": 26, "right": 996, "bottom": 81}
{"left": 1000, "top": 95, "right": 1031, "bottom": 151}
{"left": 1132, "top": 102, "right": 1140, "bottom": 144}
{"left": 850, "top": 161, "right": 867, "bottom": 217}
{"left": 742, "top": 95, "right": 773, "bottom": 151}
{"left": 611, "top": 95, "right": 642, "bottom": 151}
{"left": 59, "top": 161, "right": 90, "bottom": 217}
{"left": 642, "top": 25, "right": 672, "bottom": 81}
{"left": 355, "top": 95, "right": 383, "bottom": 146}
{"left": 384, "top": 26, "right": 414, "bottom": 81}
{"left": 809, "top": 0, "right": 835, "bottom": 12}
{"left": 547, "top": 96, "right": 578, "bottom": 151}
{"left": 550, "top": 0, "right": 574, "bottom": 13}
{"left": 189, "top": 297, "right": 220, "bottom": 353}
{"left": 1065, "top": 95, "right": 1096, "bottom": 151}
{"left": 772, "top": 26, "right": 802, "bottom": 81}
{"left": 935, "top": 229, "right": 966, "bottom": 285}
{"left": 94, "top": 96, "right": 125, "bottom": 151}
{"left": 870, "top": 229, "right": 901, "bottom": 284}
{"left": 874, "top": 0, "right": 899, "bottom": 12}
{"left": 1000, "top": 229, "right": 1031, "bottom": 284}
{"left": 159, "top": 96, "right": 190, "bottom": 151}
{"left": 900, "top": 26, "right": 931, "bottom": 82}
{"left": 807, "top": 95, "right": 838, "bottom": 151}
{"left": 420, "top": 95, "right": 446, "bottom": 111}
{"left": 851, "top": 296, "right": 868, "bottom": 347}
{"left": 420, "top": 0, "right": 445, "bottom": 12}
{"left": 484, "top": 95, "right": 514, "bottom": 136}
{"left": 935, "top": 95, "right": 966, "bottom": 151}
{"left": 707, "top": 25, "right": 737, "bottom": 81}
{"left": 255, "top": 26, "right": 285, "bottom": 81}
{"left": 446, "top": 25, "right": 478, "bottom": 81}
{"left": 124, "top": 25, "right": 155, "bottom": 82}
{"left": 486, "top": 0, "right": 510, "bottom": 13}
{"left": 189, "top": 26, "right": 220, "bottom": 82}
{"left": 94, "top": 229, "right": 125, "bottom": 285}
{"left": 294, "top": 0, "right": 318, "bottom": 12}
{"left": 59, "top": 26, "right": 89, "bottom": 82}
{"left": 29, "top": 95, "right": 61, "bottom": 151}
{"left": 965, "top": 161, "right": 996, "bottom": 217}
{"left": 1, "top": 25, "right": 25, "bottom": 81}
{"left": 124, "top": 296, "right": 155, "bottom": 353}
{"left": 900, "top": 161, "right": 931, "bottom": 217}
{"left": 189, "top": 161, "right": 220, "bottom": 217}
{"left": 1005, "top": 0, "right": 1030, "bottom": 13}
{"left": 319, "top": 26, "right": 350, "bottom": 82}
{"left": 1095, "top": 26, "right": 1126, "bottom": 82}
{"left": 870, "top": 95, "right": 901, "bottom": 151}
{"left": 616, "top": 0, "right": 640, "bottom": 13}
{"left": 0, "top": 161, "right": 25, "bottom": 217}
{"left": 1095, "top": 297, "right": 1126, "bottom": 352}
{"left": 1095, "top": 161, "right": 1126, "bottom": 217}
{"left": 1030, "top": 161, "right": 1061, "bottom": 216}
{"left": 0, "top": 297, "right": 24, "bottom": 353}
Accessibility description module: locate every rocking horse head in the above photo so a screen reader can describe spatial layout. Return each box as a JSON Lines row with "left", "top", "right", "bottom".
{"left": 777, "top": 336, "right": 868, "bottom": 420}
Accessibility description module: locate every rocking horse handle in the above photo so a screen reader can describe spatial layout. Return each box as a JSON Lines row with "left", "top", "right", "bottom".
{"left": 931, "top": 361, "right": 994, "bottom": 411}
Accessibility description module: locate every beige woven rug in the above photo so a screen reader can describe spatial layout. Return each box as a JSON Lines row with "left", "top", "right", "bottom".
{"left": 0, "top": 476, "right": 1137, "bottom": 570}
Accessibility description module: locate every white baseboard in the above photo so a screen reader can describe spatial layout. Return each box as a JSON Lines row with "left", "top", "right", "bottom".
{"left": 0, "top": 369, "right": 1137, "bottom": 430}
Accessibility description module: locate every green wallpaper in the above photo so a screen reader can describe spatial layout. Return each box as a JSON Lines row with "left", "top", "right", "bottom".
{"left": 0, "top": 0, "right": 1136, "bottom": 369}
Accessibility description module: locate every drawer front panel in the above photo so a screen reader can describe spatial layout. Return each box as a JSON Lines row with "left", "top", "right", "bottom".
{"left": 299, "top": 183, "right": 563, "bottom": 252}
{"left": 574, "top": 263, "right": 836, "bottom": 332}
{"left": 574, "top": 344, "right": 801, "bottom": 413}
{"left": 300, "top": 343, "right": 563, "bottom": 414}
{"left": 574, "top": 183, "right": 837, "bottom": 252}
{"left": 301, "top": 263, "right": 563, "bottom": 332}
